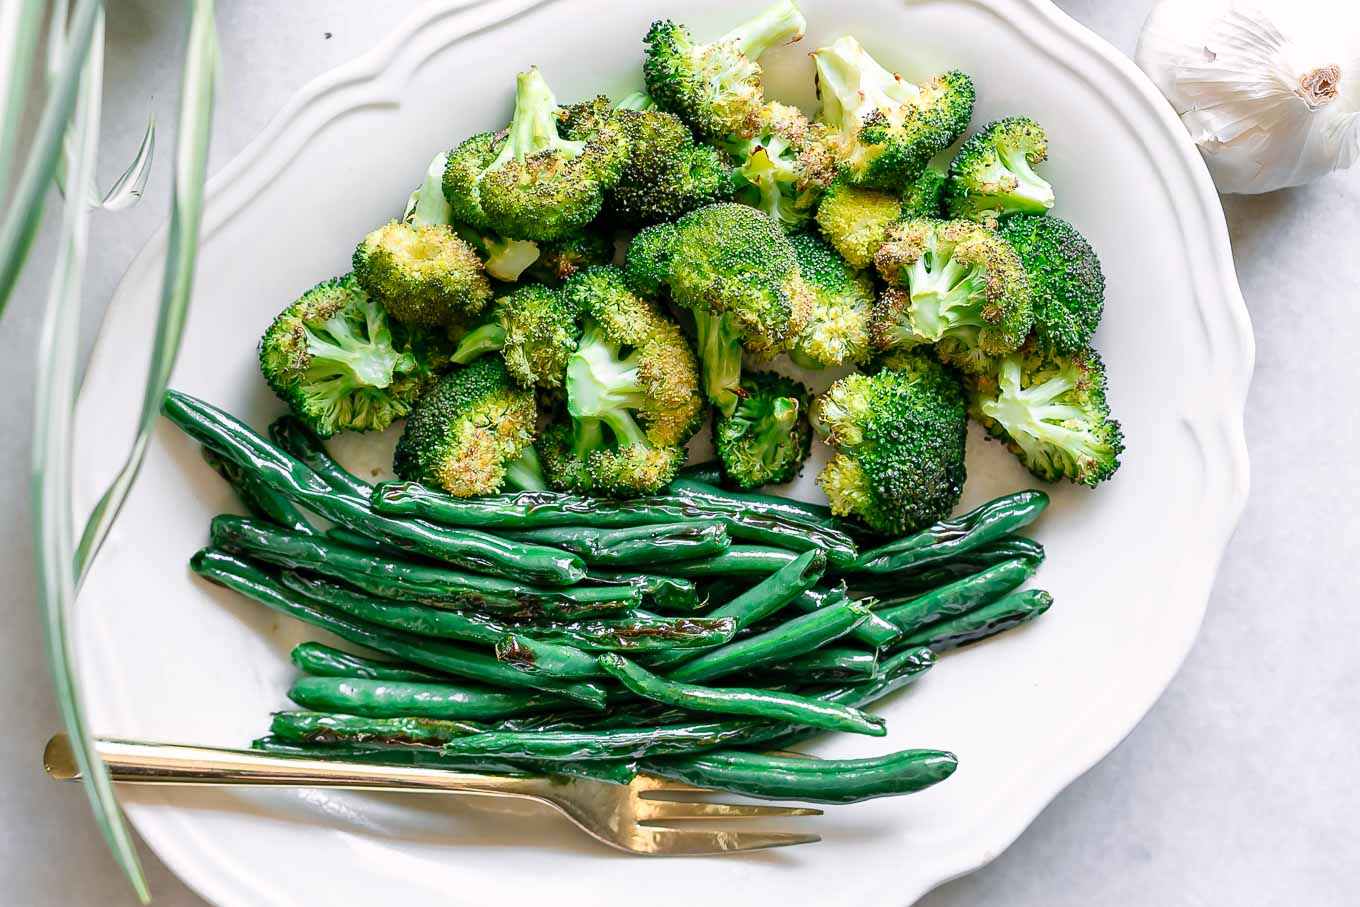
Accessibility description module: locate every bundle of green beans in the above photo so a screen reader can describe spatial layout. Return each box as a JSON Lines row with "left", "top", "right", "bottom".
{"left": 164, "top": 392, "right": 1057, "bottom": 805}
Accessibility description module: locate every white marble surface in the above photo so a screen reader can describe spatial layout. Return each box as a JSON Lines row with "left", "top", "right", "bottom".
{"left": 2, "top": 1, "right": 1354, "bottom": 904}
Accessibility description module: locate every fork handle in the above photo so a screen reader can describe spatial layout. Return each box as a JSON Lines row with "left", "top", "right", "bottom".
{"left": 44, "top": 734, "right": 550, "bottom": 800}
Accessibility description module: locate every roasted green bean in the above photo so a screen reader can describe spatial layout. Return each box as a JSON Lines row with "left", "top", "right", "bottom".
{"left": 290, "top": 643, "right": 444, "bottom": 682}
{"left": 163, "top": 390, "right": 584, "bottom": 584}
{"left": 288, "top": 676, "right": 560, "bottom": 720}
{"left": 270, "top": 711, "right": 484, "bottom": 746}
{"left": 640, "top": 748, "right": 958, "bottom": 804}
{"left": 665, "top": 596, "right": 873, "bottom": 684}
{"left": 587, "top": 571, "right": 702, "bottom": 613}
{"left": 202, "top": 447, "right": 316, "bottom": 535}
{"left": 598, "top": 655, "right": 887, "bottom": 737}
{"left": 658, "top": 545, "right": 799, "bottom": 577}
{"left": 190, "top": 548, "right": 607, "bottom": 707}
{"left": 436, "top": 722, "right": 766, "bottom": 761}
{"left": 754, "top": 647, "right": 879, "bottom": 683}
{"left": 848, "top": 491, "right": 1049, "bottom": 574}
{"left": 898, "top": 589, "right": 1053, "bottom": 651}
{"left": 280, "top": 571, "right": 604, "bottom": 678}
{"left": 211, "top": 515, "right": 638, "bottom": 619}
{"left": 645, "top": 549, "right": 826, "bottom": 671}
{"left": 252, "top": 736, "right": 638, "bottom": 784}
{"left": 848, "top": 536, "right": 1046, "bottom": 598}
{"left": 267, "top": 415, "right": 374, "bottom": 500}
{"left": 372, "top": 481, "right": 858, "bottom": 564}
{"left": 792, "top": 584, "right": 901, "bottom": 648}
{"left": 501, "top": 521, "right": 730, "bottom": 566}
{"left": 510, "top": 615, "right": 736, "bottom": 652}
{"left": 877, "top": 558, "right": 1039, "bottom": 631}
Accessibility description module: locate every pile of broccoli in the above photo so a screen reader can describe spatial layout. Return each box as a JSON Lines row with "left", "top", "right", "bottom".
{"left": 256, "top": 0, "right": 1123, "bottom": 525}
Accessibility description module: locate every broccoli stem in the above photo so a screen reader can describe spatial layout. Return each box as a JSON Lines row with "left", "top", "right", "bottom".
{"left": 567, "top": 323, "right": 650, "bottom": 422}
{"left": 692, "top": 309, "right": 745, "bottom": 418}
{"left": 504, "top": 445, "right": 549, "bottom": 492}
{"left": 451, "top": 322, "right": 507, "bottom": 365}
{"left": 306, "top": 306, "right": 400, "bottom": 389}
{"left": 615, "top": 91, "right": 655, "bottom": 111}
{"left": 981, "top": 359, "right": 1103, "bottom": 461}
{"left": 811, "top": 37, "right": 919, "bottom": 136}
{"left": 997, "top": 143, "right": 1054, "bottom": 211}
{"left": 907, "top": 254, "right": 989, "bottom": 341}
{"left": 408, "top": 151, "right": 453, "bottom": 226}
{"left": 494, "top": 67, "right": 585, "bottom": 168}
{"left": 735, "top": 141, "right": 800, "bottom": 229}
{"left": 451, "top": 223, "right": 541, "bottom": 282}
{"left": 721, "top": 0, "right": 807, "bottom": 60}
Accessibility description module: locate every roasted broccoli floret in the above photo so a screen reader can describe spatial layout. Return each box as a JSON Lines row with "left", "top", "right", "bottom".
{"left": 714, "top": 370, "right": 812, "bottom": 489}
{"left": 625, "top": 203, "right": 809, "bottom": 415}
{"left": 726, "top": 101, "right": 836, "bottom": 231}
{"left": 525, "top": 229, "right": 616, "bottom": 286}
{"left": 871, "top": 218, "right": 1033, "bottom": 374}
{"left": 945, "top": 117, "right": 1054, "bottom": 225}
{"left": 451, "top": 284, "right": 580, "bottom": 389}
{"left": 787, "top": 231, "right": 874, "bottom": 368}
{"left": 392, "top": 357, "right": 537, "bottom": 497}
{"left": 902, "top": 166, "right": 948, "bottom": 218}
{"left": 966, "top": 344, "right": 1123, "bottom": 486}
{"left": 351, "top": 221, "right": 492, "bottom": 326}
{"left": 810, "top": 36, "right": 973, "bottom": 191}
{"left": 997, "top": 215, "right": 1104, "bottom": 354}
{"left": 578, "top": 92, "right": 734, "bottom": 226}
{"left": 814, "top": 180, "right": 903, "bottom": 269}
{"left": 442, "top": 68, "right": 628, "bottom": 242}
{"left": 643, "top": 0, "right": 807, "bottom": 144}
{"left": 540, "top": 266, "right": 703, "bottom": 496}
{"left": 259, "top": 274, "right": 441, "bottom": 438}
{"left": 811, "top": 351, "right": 968, "bottom": 535}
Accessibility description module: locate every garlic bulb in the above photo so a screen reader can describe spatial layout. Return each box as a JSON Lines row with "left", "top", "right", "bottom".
{"left": 1136, "top": 0, "right": 1360, "bottom": 194}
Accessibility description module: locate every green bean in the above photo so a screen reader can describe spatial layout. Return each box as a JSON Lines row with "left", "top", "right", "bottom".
{"left": 492, "top": 634, "right": 605, "bottom": 679}
{"left": 288, "top": 676, "right": 559, "bottom": 720}
{"left": 791, "top": 585, "right": 901, "bottom": 649}
{"left": 658, "top": 546, "right": 799, "bottom": 577}
{"left": 665, "top": 596, "right": 873, "bottom": 684}
{"left": 898, "top": 589, "right": 1053, "bottom": 651}
{"left": 290, "top": 643, "right": 444, "bottom": 682}
{"left": 848, "top": 491, "right": 1049, "bottom": 574}
{"left": 666, "top": 475, "right": 840, "bottom": 531}
{"left": 190, "top": 548, "right": 607, "bottom": 708}
{"left": 848, "top": 536, "right": 1046, "bottom": 598}
{"left": 324, "top": 526, "right": 411, "bottom": 559}
{"left": 201, "top": 447, "right": 316, "bottom": 535}
{"left": 598, "top": 655, "right": 887, "bottom": 737}
{"left": 270, "top": 711, "right": 485, "bottom": 746}
{"left": 512, "top": 615, "right": 736, "bottom": 652}
{"left": 877, "top": 558, "right": 1039, "bottom": 631}
{"left": 645, "top": 549, "right": 825, "bottom": 671}
{"left": 500, "top": 521, "right": 730, "bottom": 566}
{"left": 437, "top": 722, "right": 766, "bottom": 761}
{"left": 162, "top": 391, "right": 584, "bottom": 585}
{"left": 641, "top": 748, "right": 958, "bottom": 804}
{"left": 252, "top": 736, "right": 639, "bottom": 784}
{"left": 750, "top": 647, "right": 879, "bottom": 683}
{"left": 588, "top": 571, "right": 702, "bottom": 613}
{"left": 279, "top": 571, "right": 604, "bottom": 678}
{"left": 373, "top": 481, "right": 857, "bottom": 564}
{"left": 267, "top": 415, "right": 374, "bottom": 500}
{"left": 210, "top": 515, "right": 638, "bottom": 619}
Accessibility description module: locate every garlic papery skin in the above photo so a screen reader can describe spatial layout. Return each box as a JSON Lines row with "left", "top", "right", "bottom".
{"left": 1136, "top": 0, "right": 1360, "bottom": 194}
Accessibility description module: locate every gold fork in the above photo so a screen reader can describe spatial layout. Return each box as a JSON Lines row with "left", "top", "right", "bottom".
{"left": 43, "top": 734, "right": 821, "bottom": 855}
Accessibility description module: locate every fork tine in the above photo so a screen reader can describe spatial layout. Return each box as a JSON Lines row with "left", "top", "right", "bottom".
{"left": 640, "top": 827, "right": 821, "bottom": 854}
{"left": 637, "top": 799, "right": 822, "bottom": 821}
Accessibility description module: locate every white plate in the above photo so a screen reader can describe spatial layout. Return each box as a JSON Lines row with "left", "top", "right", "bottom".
{"left": 72, "top": 1, "right": 1253, "bottom": 904}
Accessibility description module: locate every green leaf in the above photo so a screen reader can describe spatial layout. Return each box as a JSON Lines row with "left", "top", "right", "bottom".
{"left": 32, "top": 8, "right": 152, "bottom": 903}
{"left": 0, "top": 0, "right": 46, "bottom": 194}
{"left": 0, "top": 0, "right": 98, "bottom": 315}
{"left": 76, "top": 0, "right": 218, "bottom": 580}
